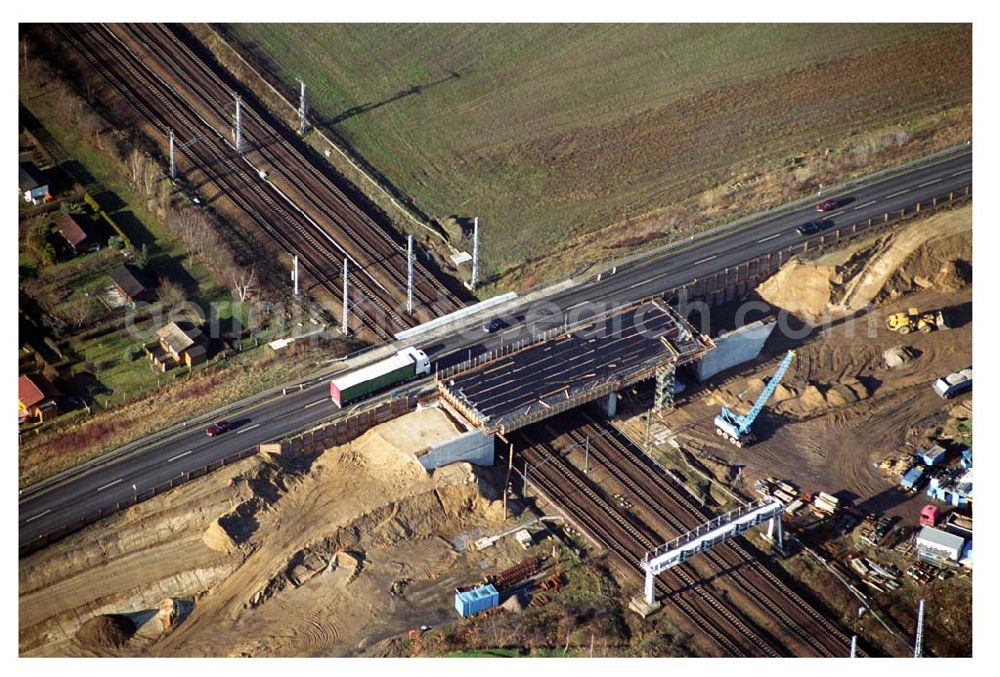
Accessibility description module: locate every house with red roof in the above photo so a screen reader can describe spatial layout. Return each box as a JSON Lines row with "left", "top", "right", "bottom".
{"left": 55, "top": 213, "right": 99, "bottom": 255}
{"left": 18, "top": 373, "right": 61, "bottom": 424}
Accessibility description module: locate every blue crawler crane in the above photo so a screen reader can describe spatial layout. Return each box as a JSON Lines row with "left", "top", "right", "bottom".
{"left": 714, "top": 350, "right": 795, "bottom": 447}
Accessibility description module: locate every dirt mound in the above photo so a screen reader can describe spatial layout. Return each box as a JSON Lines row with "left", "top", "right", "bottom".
{"left": 882, "top": 229, "right": 971, "bottom": 301}
{"left": 758, "top": 205, "right": 971, "bottom": 322}
{"left": 755, "top": 261, "right": 838, "bottom": 324}
{"left": 155, "top": 598, "right": 181, "bottom": 632}
{"left": 722, "top": 376, "right": 872, "bottom": 419}
{"left": 501, "top": 593, "right": 525, "bottom": 613}
{"left": 884, "top": 345, "right": 916, "bottom": 369}
{"left": 330, "top": 407, "right": 462, "bottom": 488}
{"left": 202, "top": 519, "right": 239, "bottom": 554}
{"left": 76, "top": 614, "right": 136, "bottom": 650}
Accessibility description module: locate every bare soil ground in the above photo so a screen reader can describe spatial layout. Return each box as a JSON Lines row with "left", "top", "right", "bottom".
{"left": 652, "top": 207, "right": 971, "bottom": 519}
{"left": 611, "top": 207, "right": 972, "bottom": 656}
{"left": 19, "top": 407, "right": 523, "bottom": 657}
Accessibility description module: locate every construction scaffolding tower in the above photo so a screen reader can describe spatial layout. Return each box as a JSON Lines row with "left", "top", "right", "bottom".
{"left": 652, "top": 361, "right": 676, "bottom": 415}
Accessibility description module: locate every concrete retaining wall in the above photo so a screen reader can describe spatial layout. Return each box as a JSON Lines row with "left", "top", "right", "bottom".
{"left": 696, "top": 320, "right": 776, "bottom": 382}
{"left": 419, "top": 429, "right": 495, "bottom": 470}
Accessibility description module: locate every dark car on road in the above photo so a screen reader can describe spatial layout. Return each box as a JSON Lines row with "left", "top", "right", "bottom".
{"left": 205, "top": 420, "right": 231, "bottom": 437}
{"left": 816, "top": 198, "right": 837, "bottom": 212}
{"left": 482, "top": 317, "right": 505, "bottom": 333}
{"left": 796, "top": 220, "right": 828, "bottom": 236}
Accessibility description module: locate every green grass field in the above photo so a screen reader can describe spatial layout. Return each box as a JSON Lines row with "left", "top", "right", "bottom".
{"left": 224, "top": 24, "right": 970, "bottom": 281}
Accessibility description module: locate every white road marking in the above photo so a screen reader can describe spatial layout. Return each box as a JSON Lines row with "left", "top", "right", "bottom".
{"left": 25, "top": 509, "right": 51, "bottom": 523}
{"left": 168, "top": 450, "right": 193, "bottom": 462}
{"left": 757, "top": 233, "right": 782, "bottom": 243}
{"left": 96, "top": 478, "right": 123, "bottom": 492}
{"left": 236, "top": 423, "right": 261, "bottom": 434}
{"left": 919, "top": 178, "right": 942, "bottom": 187}
{"left": 693, "top": 255, "right": 717, "bottom": 266}
{"left": 853, "top": 200, "right": 877, "bottom": 210}
{"left": 952, "top": 168, "right": 972, "bottom": 176}
{"left": 304, "top": 399, "right": 327, "bottom": 409}
{"left": 830, "top": 210, "right": 846, "bottom": 217}
{"left": 885, "top": 189, "right": 910, "bottom": 199}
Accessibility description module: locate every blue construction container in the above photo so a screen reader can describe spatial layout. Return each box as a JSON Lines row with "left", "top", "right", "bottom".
{"left": 455, "top": 584, "right": 499, "bottom": 618}
{"left": 900, "top": 466, "right": 925, "bottom": 491}
{"left": 919, "top": 444, "right": 948, "bottom": 467}
{"left": 960, "top": 448, "right": 972, "bottom": 469}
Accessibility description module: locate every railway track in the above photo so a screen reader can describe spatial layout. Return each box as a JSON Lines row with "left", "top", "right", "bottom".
{"left": 561, "top": 411, "right": 858, "bottom": 656}
{"left": 57, "top": 23, "right": 463, "bottom": 341}
{"left": 117, "top": 24, "right": 461, "bottom": 319}
{"left": 516, "top": 428, "right": 783, "bottom": 657}
{"left": 514, "top": 410, "right": 859, "bottom": 657}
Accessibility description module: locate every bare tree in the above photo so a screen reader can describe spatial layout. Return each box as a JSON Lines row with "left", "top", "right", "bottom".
{"left": 63, "top": 294, "right": 96, "bottom": 328}
{"left": 231, "top": 268, "right": 257, "bottom": 302}
{"left": 157, "top": 277, "right": 186, "bottom": 308}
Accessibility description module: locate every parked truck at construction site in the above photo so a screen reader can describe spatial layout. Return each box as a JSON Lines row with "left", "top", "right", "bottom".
{"left": 329, "top": 347, "right": 431, "bottom": 407}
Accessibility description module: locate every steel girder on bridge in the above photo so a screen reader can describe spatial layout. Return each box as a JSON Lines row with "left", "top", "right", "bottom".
{"left": 437, "top": 298, "right": 713, "bottom": 434}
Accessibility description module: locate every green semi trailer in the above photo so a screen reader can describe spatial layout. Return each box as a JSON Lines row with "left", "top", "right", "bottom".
{"left": 330, "top": 347, "right": 431, "bottom": 407}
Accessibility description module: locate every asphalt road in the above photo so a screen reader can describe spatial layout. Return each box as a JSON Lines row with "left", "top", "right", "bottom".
{"left": 18, "top": 148, "right": 972, "bottom": 553}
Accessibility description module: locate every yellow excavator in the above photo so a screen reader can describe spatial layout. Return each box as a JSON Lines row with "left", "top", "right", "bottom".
{"left": 886, "top": 307, "right": 947, "bottom": 335}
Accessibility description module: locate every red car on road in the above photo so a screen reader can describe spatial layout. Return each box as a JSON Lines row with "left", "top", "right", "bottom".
{"left": 205, "top": 420, "right": 231, "bottom": 437}
{"left": 816, "top": 199, "right": 837, "bottom": 212}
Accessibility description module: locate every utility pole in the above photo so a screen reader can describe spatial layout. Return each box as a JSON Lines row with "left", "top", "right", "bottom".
{"left": 234, "top": 95, "right": 243, "bottom": 154}
{"left": 914, "top": 599, "right": 925, "bottom": 658}
{"left": 168, "top": 129, "right": 176, "bottom": 179}
{"left": 471, "top": 216, "right": 480, "bottom": 289}
{"left": 297, "top": 78, "right": 307, "bottom": 136}
{"left": 341, "top": 258, "right": 349, "bottom": 334}
{"left": 406, "top": 235, "right": 414, "bottom": 314}
{"left": 292, "top": 254, "right": 299, "bottom": 296}
{"left": 850, "top": 635, "right": 857, "bottom": 658}
{"left": 503, "top": 442, "right": 513, "bottom": 520}
{"left": 523, "top": 461, "right": 530, "bottom": 498}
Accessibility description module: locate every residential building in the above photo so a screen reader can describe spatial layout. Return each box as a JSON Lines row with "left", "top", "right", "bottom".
{"left": 56, "top": 213, "right": 99, "bottom": 255}
{"left": 147, "top": 321, "right": 208, "bottom": 371}
{"left": 110, "top": 264, "right": 152, "bottom": 305}
{"left": 18, "top": 373, "right": 60, "bottom": 423}
{"left": 19, "top": 162, "right": 49, "bottom": 204}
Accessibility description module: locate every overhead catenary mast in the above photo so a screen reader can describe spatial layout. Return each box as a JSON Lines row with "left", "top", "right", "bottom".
{"left": 297, "top": 78, "right": 307, "bottom": 136}
{"left": 406, "top": 235, "right": 414, "bottom": 314}
{"left": 168, "top": 129, "right": 176, "bottom": 179}
{"left": 234, "top": 95, "right": 243, "bottom": 154}
{"left": 471, "top": 216, "right": 480, "bottom": 289}
{"left": 341, "top": 258, "right": 349, "bottom": 334}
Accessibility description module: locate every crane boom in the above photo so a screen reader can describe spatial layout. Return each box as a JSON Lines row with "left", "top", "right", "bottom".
{"left": 716, "top": 350, "right": 795, "bottom": 443}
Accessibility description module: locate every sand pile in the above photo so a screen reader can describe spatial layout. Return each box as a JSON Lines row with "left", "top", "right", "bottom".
{"left": 330, "top": 407, "right": 462, "bottom": 487}
{"left": 722, "top": 376, "right": 871, "bottom": 419}
{"left": 202, "top": 519, "right": 239, "bottom": 554}
{"left": 155, "top": 598, "right": 181, "bottom": 631}
{"left": 883, "top": 229, "right": 971, "bottom": 300}
{"left": 757, "top": 206, "right": 971, "bottom": 322}
{"left": 75, "top": 614, "right": 136, "bottom": 651}
{"left": 884, "top": 345, "right": 916, "bottom": 369}
{"left": 755, "top": 261, "right": 838, "bottom": 324}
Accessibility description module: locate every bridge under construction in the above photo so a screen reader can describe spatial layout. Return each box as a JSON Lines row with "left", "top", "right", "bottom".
{"left": 436, "top": 299, "right": 713, "bottom": 434}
